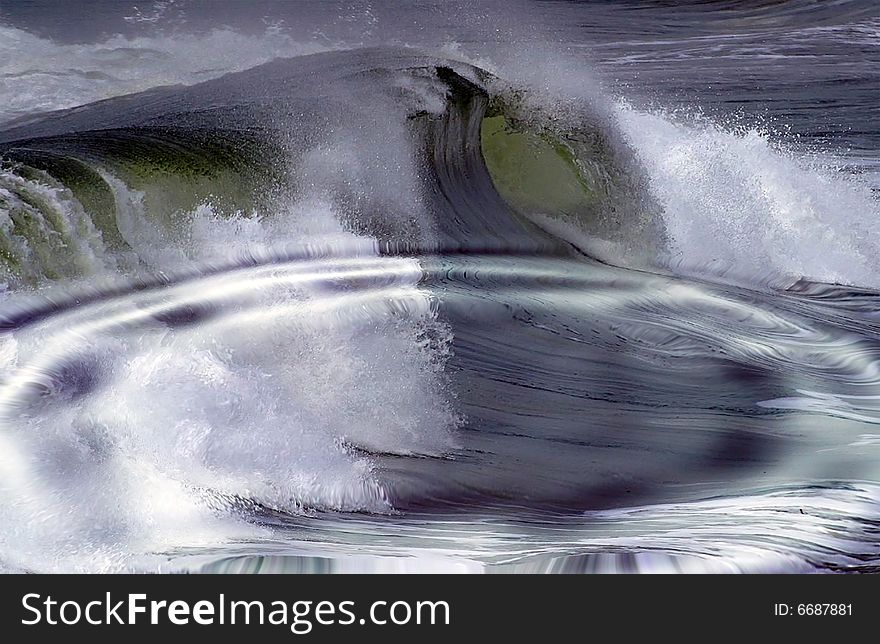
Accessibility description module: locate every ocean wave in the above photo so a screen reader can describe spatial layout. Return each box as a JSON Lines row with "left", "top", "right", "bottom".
{"left": 0, "top": 30, "right": 879, "bottom": 573}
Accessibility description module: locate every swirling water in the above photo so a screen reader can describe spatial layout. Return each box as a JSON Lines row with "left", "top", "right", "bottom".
{"left": 0, "top": 1, "right": 879, "bottom": 573}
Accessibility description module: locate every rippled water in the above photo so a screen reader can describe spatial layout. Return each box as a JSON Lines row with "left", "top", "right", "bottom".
{"left": 1, "top": 1, "right": 879, "bottom": 573}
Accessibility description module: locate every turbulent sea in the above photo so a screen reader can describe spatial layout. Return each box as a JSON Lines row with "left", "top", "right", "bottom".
{"left": 1, "top": 0, "right": 879, "bottom": 573}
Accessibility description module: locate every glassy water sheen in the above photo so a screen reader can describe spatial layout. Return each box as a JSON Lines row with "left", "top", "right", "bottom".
{"left": 1, "top": 0, "right": 879, "bottom": 573}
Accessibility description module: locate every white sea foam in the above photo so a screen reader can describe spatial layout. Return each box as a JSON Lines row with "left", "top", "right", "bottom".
{"left": 0, "top": 247, "right": 459, "bottom": 571}
{"left": 614, "top": 103, "right": 880, "bottom": 288}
